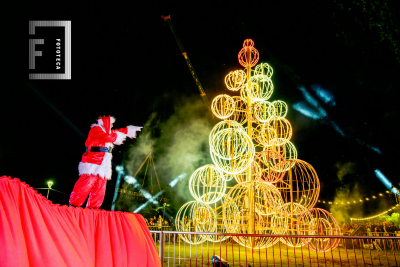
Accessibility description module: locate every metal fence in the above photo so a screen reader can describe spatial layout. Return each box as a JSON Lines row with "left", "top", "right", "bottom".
{"left": 148, "top": 225, "right": 175, "bottom": 232}
{"left": 150, "top": 231, "right": 400, "bottom": 266}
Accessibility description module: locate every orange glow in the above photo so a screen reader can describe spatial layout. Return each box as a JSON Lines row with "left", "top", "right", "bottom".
{"left": 238, "top": 39, "right": 259, "bottom": 68}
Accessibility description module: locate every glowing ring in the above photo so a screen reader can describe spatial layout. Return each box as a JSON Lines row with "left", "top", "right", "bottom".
{"left": 210, "top": 128, "right": 250, "bottom": 160}
{"left": 206, "top": 195, "right": 231, "bottom": 243}
{"left": 265, "top": 116, "right": 292, "bottom": 146}
{"left": 211, "top": 94, "right": 235, "bottom": 119}
{"left": 223, "top": 181, "right": 286, "bottom": 249}
{"left": 271, "top": 100, "right": 288, "bottom": 117}
{"left": 255, "top": 62, "right": 273, "bottom": 78}
{"left": 232, "top": 163, "right": 262, "bottom": 183}
{"left": 225, "top": 70, "right": 247, "bottom": 91}
{"left": 225, "top": 96, "right": 247, "bottom": 125}
{"left": 210, "top": 128, "right": 255, "bottom": 175}
{"left": 252, "top": 150, "right": 286, "bottom": 183}
{"left": 275, "top": 159, "right": 320, "bottom": 214}
{"left": 253, "top": 124, "right": 277, "bottom": 147}
{"left": 245, "top": 104, "right": 263, "bottom": 123}
{"left": 257, "top": 101, "right": 274, "bottom": 122}
{"left": 238, "top": 46, "right": 259, "bottom": 68}
{"left": 279, "top": 203, "right": 308, "bottom": 247}
{"left": 265, "top": 142, "right": 298, "bottom": 171}
{"left": 246, "top": 75, "right": 274, "bottom": 102}
{"left": 189, "top": 164, "right": 226, "bottom": 204}
{"left": 209, "top": 120, "right": 245, "bottom": 146}
{"left": 176, "top": 201, "right": 216, "bottom": 244}
{"left": 243, "top": 39, "right": 254, "bottom": 47}
{"left": 298, "top": 208, "right": 341, "bottom": 252}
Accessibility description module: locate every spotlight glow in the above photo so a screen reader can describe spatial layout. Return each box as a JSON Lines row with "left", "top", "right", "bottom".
{"left": 124, "top": 175, "right": 138, "bottom": 185}
{"left": 297, "top": 86, "right": 320, "bottom": 108}
{"left": 311, "top": 84, "right": 336, "bottom": 106}
{"left": 134, "top": 191, "right": 163, "bottom": 213}
{"left": 357, "top": 139, "right": 382, "bottom": 154}
{"left": 367, "top": 145, "right": 382, "bottom": 154}
{"left": 133, "top": 173, "right": 187, "bottom": 213}
{"left": 328, "top": 120, "right": 345, "bottom": 137}
{"left": 374, "top": 169, "right": 399, "bottom": 194}
{"left": 169, "top": 173, "right": 187, "bottom": 187}
{"left": 292, "top": 102, "right": 321, "bottom": 120}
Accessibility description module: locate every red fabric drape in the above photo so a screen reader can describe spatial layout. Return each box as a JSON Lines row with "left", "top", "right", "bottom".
{"left": 0, "top": 176, "right": 161, "bottom": 267}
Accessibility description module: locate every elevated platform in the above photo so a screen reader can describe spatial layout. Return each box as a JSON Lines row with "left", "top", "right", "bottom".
{"left": 0, "top": 176, "right": 161, "bottom": 267}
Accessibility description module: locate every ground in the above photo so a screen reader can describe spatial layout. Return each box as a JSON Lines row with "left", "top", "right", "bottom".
{"left": 153, "top": 235, "right": 400, "bottom": 266}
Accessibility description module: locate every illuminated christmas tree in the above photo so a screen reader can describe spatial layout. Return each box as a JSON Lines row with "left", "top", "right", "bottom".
{"left": 175, "top": 39, "right": 341, "bottom": 252}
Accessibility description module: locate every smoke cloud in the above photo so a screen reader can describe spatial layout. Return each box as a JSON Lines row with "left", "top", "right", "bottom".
{"left": 330, "top": 161, "right": 360, "bottom": 223}
{"left": 330, "top": 183, "right": 363, "bottom": 223}
{"left": 119, "top": 97, "right": 213, "bottom": 214}
{"left": 124, "top": 112, "right": 157, "bottom": 176}
{"left": 154, "top": 98, "right": 213, "bottom": 203}
{"left": 335, "top": 161, "right": 356, "bottom": 182}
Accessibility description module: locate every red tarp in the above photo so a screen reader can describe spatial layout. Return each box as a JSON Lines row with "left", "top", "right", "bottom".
{"left": 0, "top": 176, "right": 161, "bottom": 267}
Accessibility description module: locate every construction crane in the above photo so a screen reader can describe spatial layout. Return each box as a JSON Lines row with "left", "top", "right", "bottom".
{"left": 161, "top": 15, "right": 213, "bottom": 116}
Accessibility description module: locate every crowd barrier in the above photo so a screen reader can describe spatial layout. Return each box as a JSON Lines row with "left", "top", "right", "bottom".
{"left": 150, "top": 230, "right": 400, "bottom": 266}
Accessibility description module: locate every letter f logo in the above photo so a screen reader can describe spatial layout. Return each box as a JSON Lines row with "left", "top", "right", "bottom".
{"left": 29, "top": 39, "right": 44, "bottom": 69}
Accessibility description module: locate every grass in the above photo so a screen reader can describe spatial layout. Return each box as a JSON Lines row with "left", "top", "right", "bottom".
{"left": 153, "top": 236, "right": 400, "bottom": 266}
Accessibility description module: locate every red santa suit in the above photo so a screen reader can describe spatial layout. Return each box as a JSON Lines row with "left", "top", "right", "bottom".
{"left": 69, "top": 116, "right": 141, "bottom": 208}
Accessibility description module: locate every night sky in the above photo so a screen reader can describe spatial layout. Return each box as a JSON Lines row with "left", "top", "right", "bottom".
{"left": 2, "top": 1, "right": 400, "bottom": 221}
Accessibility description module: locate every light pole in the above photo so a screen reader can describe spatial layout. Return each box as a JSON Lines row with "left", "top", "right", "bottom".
{"left": 47, "top": 181, "right": 53, "bottom": 199}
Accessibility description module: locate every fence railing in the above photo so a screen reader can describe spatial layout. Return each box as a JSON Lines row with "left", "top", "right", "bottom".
{"left": 150, "top": 230, "right": 400, "bottom": 266}
{"left": 148, "top": 225, "right": 175, "bottom": 231}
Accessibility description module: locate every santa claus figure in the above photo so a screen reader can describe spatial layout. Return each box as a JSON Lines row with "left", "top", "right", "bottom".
{"left": 69, "top": 116, "right": 142, "bottom": 209}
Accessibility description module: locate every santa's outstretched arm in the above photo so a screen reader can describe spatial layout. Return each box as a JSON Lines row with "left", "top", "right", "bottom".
{"left": 113, "top": 125, "right": 143, "bottom": 139}
{"left": 90, "top": 126, "right": 127, "bottom": 145}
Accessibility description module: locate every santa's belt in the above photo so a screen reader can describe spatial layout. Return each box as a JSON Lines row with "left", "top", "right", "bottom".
{"left": 85, "top": 147, "right": 113, "bottom": 153}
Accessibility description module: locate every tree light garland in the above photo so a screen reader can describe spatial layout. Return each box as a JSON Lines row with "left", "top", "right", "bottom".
{"left": 350, "top": 204, "right": 399, "bottom": 221}
{"left": 175, "top": 39, "right": 337, "bottom": 251}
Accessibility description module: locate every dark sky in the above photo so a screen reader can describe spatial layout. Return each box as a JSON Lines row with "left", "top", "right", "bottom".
{"left": 2, "top": 1, "right": 400, "bottom": 219}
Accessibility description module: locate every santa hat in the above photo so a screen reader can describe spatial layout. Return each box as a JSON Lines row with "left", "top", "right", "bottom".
{"left": 97, "top": 116, "right": 115, "bottom": 134}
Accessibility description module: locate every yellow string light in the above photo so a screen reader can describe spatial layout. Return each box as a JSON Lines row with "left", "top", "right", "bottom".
{"left": 350, "top": 204, "right": 399, "bottom": 221}
{"left": 318, "top": 192, "right": 389, "bottom": 205}
{"left": 245, "top": 104, "right": 263, "bottom": 123}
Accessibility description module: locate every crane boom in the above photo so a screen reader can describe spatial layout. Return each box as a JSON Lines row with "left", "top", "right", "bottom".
{"left": 162, "top": 15, "right": 212, "bottom": 113}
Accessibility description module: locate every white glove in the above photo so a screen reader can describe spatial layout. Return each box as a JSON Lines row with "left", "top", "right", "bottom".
{"left": 127, "top": 125, "right": 143, "bottom": 138}
{"left": 114, "top": 131, "right": 127, "bottom": 145}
